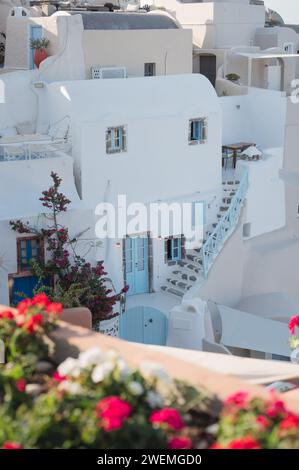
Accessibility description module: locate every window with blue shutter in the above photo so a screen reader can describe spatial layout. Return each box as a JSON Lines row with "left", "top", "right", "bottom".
{"left": 189, "top": 118, "right": 207, "bottom": 144}
{"left": 106, "top": 126, "right": 127, "bottom": 154}
{"left": 17, "top": 237, "right": 43, "bottom": 272}
{"left": 166, "top": 237, "right": 182, "bottom": 262}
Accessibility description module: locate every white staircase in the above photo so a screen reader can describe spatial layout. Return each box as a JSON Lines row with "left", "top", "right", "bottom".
{"left": 161, "top": 173, "right": 248, "bottom": 299}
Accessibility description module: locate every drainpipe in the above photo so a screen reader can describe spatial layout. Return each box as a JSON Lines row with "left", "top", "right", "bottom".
{"left": 248, "top": 57, "right": 252, "bottom": 87}
{"left": 164, "top": 51, "right": 168, "bottom": 75}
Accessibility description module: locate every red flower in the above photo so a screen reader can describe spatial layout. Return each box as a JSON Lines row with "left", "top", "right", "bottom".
{"left": 224, "top": 391, "right": 249, "bottom": 408}
{"left": 256, "top": 415, "right": 270, "bottom": 429}
{"left": 0, "top": 309, "right": 14, "bottom": 320}
{"left": 15, "top": 378, "right": 26, "bottom": 393}
{"left": 23, "top": 313, "right": 43, "bottom": 334}
{"left": 96, "top": 396, "right": 132, "bottom": 432}
{"left": 288, "top": 316, "right": 299, "bottom": 335}
{"left": 266, "top": 399, "right": 286, "bottom": 418}
{"left": 2, "top": 442, "right": 23, "bottom": 449}
{"left": 227, "top": 436, "right": 261, "bottom": 449}
{"left": 210, "top": 443, "right": 223, "bottom": 449}
{"left": 121, "top": 285, "right": 129, "bottom": 294}
{"left": 17, "top": 298, "right": 32, "bottom": 315}
{"left": 52, "top": 371, "right": 68, "bottom": 383}
{"left": 45, "top": 302, "right": 63, "bottom": 315}
{"left": 168, "top": 437, "right": 192, "bottom": 449}
{"left": 150, "top": 408, "right": 184, "bottom": 430}
{"left": 31, "top": 293, "right": 50, "bottom": 308}
{"left": 279, "top": 413, "right": 299, "bottom": 430}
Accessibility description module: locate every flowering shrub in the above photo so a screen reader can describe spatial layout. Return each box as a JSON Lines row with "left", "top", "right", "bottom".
{"left": 10, "top": 172, "right": 127, "bottom": 324}
{"left": 212, "top": 391, "right": 299, "bottom": 449}
{"left": 0, "top": 345, "right": 215, "bottom": 449}
{"left": 0, "top": 296, "right": 298, "bottom": 449}
{"left": 0, "top": 293, "right": 61, "bottom": 362}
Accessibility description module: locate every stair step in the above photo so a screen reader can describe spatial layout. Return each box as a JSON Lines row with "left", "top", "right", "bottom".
{"left": 222, "top": 197, "right": 232, "bottom": 204}
{"left": 176, "top": 260, "right": 201, "bottom": 274}
{"left": 167, "top": 278, "right": 188, "bottom": 288}
{"left": 172, "top": 270, "right": 198, "bottom": 283}
{"left": 166, "top": 279, "right": 193, "bottom": 293}
{"left": 186, "top": 254, "right": 203, "bottom": 265}
{"left": 161, "top": 286, "right": 184, "bottom": 297}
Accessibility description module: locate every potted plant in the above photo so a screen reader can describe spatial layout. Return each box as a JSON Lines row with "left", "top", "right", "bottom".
{"left": 225, "top": 73, "right": 241, "bottom": 84}
{"left": 30, "top": 37, "right": 50, "bottom": 69}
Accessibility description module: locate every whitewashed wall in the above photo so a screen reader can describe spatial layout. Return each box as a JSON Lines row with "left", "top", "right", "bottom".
{"left": 45, "top": 74, "right": 222, "bottom": 293}
{"left": 220, "top": 88, "right": 287, "bottom": 149}
{"left": 46, "top": 74, "right": 222, "bottom": 205}
{"left": 0, "top": 69, "right": 38, "bottom": 129}
{"left": 238, "top": 149, "right": 286, "bottom": 239}
{"left": 151, "top": 0, "right": 265, "bottom": 48}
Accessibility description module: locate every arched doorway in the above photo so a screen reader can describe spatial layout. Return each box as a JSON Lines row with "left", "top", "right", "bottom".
{"left": 120, "top": 306, "right": 167, "bottom": 346}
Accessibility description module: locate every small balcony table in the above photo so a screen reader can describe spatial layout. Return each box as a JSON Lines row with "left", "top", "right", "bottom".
{"left": 222, "top": 142, "right": 256, "bottom": 169}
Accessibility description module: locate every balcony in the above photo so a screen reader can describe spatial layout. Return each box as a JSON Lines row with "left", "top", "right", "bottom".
{"left": 0, "top": 133, "right": 70, "bottom": 162}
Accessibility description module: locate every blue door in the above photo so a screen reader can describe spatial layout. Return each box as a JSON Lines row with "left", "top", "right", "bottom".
{"left": 120, "top": 306, "right": 167, "bottom": 346}
{"left": 125, "top": 237, "right": 149, "bottom": 296}
{"left": 10, "top": 275, "right": 39, "bottom": 305}
{"left": 29, "top": 25, "right": 43, "bottom": 69}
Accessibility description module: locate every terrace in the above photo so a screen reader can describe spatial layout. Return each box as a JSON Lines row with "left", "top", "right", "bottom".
{"left": 0, "top": 116, "right": 71, "bottom": 162}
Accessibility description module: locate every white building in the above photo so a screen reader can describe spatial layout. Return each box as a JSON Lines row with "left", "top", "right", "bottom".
{"left": 45, "top": 73, "right": 222, "bottom": 295}
{"left": 0, "top": 4, "right": 299, "bottom": 361}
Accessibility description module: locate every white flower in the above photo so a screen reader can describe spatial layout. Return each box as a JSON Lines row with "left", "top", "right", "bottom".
{"left": 146, "top": 391, "right": 164, "bottom": 408}
{"left": 139, "top": 360, "right": 170, "bottom": 383}
{"left": 78, "top": 347, "right": 103, "bottom": 368}
{"left": 91, "top": 362, "right": 114, "bottom": 383}
{"left": 116, "top": 357, "right": 131, "bottom": 380}
{"left": 58, "top": 381, "right": 83, "bottom": 395}
{"left": 127, "top": 381, "right": 144, "bottom": 396}
{"left": 25, "top": 384, "right": 42, "bottom": 397}
{"left": 58, "top": 357, "right": 80, "bottom": 377}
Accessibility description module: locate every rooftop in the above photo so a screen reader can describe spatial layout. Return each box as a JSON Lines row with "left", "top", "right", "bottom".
{"left": 67, "top": 11, "right": 180, "bottom": 30}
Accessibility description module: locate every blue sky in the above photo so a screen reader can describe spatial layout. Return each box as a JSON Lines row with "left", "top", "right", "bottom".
{"left": 265, "top": 1, "right": 299, "bottom": 23}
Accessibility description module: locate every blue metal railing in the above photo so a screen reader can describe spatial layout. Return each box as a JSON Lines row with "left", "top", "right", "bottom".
{"left": 202, "top": 169, "right": 249, "bottom": 279}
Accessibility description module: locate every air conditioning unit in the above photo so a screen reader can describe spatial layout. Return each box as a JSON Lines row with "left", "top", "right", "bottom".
{"left": 91, "top": 66, "right": 127, "bottom": 80}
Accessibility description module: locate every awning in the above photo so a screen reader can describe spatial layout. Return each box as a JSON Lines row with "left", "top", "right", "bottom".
{"left": 233, "top": 51, "right": 299, "bottom": 60}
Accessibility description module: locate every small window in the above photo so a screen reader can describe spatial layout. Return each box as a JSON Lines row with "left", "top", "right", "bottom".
{"left": 106, "top": 126, "right": 127, "bottom": 154}
{"left": 189, "top": 118, "right": 207, "bottom": 145}
{"left": 297, "top": 205, "right": 299, "bottom": 217}
{"left": 166, "top": 237, "right": 182, "bottom": 262}
{"left": 283, "top": 42, "right": 294, "bottom": 54}
{"left": 17, "top": 237, "right": 43, "bottom": 272}
{"left": 144, "top": 63, "right": 156, "bottom": 77}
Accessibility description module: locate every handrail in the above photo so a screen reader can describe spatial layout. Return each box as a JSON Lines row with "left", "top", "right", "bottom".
{"left": 202, "top": 169, "right": 249, "bottom": 279}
